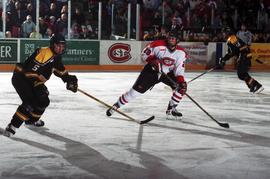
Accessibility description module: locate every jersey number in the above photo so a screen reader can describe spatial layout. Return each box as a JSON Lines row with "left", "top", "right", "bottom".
{"left": 32, "top": 64, "right": 40, "bottom": 71}
{"left": 143, "top": 48, "right": 151, "bottom": 55}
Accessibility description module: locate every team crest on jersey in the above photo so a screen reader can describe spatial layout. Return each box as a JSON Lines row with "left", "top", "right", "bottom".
{"left": 108, "top": 43, "right": 131, "bottom": 63}
{"left": 162, "top": 57, "right": 175, "bottom": 66}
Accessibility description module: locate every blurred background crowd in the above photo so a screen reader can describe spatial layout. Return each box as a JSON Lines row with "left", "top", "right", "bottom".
{"left": 0, "top": 0, "right": 270, "bottom": 43}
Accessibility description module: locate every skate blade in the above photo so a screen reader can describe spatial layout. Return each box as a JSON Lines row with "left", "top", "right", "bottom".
{"left": 166, "top": 115, "right": 182, "bottom": 121}
{"left": 253, "top": 87, "right": 264, "bottom": 94}
{"left": 3, "top": 131, "right": 13, "bottom": 137}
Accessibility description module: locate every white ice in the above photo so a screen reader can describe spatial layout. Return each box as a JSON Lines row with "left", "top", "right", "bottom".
{"left": 1, "top": 71, "right": 270, "bottom": 179}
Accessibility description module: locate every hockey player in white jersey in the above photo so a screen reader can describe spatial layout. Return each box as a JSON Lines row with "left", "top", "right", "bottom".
{"left": 106, "top": 30, "right": 188, "bottom": 120}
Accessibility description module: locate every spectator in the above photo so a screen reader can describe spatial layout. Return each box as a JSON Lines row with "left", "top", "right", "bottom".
{"left": 39, "top": 17, "right": 48, "bottom": 37}
{"left": 157, "top": 1, "right": 173, "bottom": 20}
{"left": 152, "top": 11, "right": 162, "bottom": 28}
{"left": 61, "top": 4, "right": 68, "bottom": 14}
{"left": 70, "top": 23, "right": 81, "bottom": 39}
{"left": 49, "top": 2, "right": 60, "bottom": 20}
{"left": 220, "top": 12, "right": 234, "bottom": 29}
{"left": 21, "top": 15, "right": 36, "bottom": 38}
{"left": 8, "top": 1, "right": 26, "bottom": 37}
{"left": 39, "top": 1, "right": 50, "bottom": 17}
{"left": 44, "top": 27, "right": 53, "bottom": 39}
{"left": 143, "top": 28, "right": 156, "bottom": 41}
{"left": 170, "top": 16, "right": 183, "bottom": 31}
{"left": 158, "top": 25, "right": 168, "bottom": 40}
{"left": 4, "top": 12, "right": 13, "bottom": 33}
{"left": 5, "top": 31, "right": 12, "bottom": 38}
{"left": 253, "top": 32, "right": 264, "bottom": 43}
{"left": 47, "top": 16, "right": 56, "bottom": 33}
{"left": 72, "top": 7, "right": 85, "bottom": 26}
{"left": 143, "top": 0, "right": 161, "bottom": 10}
{"left": 24, "top": 2, "right": 36, "bottom": 23}
{"left": 29, "top": 29, "right": 42, "bottom": 39}
{"left": 190, "top": 13, "right": 201, "bottom": 29}
{"left": 114, "top": 8, "right": 127, "bottom": 37}
{"left": 55, "top": 13, "right": 68, "bottom": 37}
{"left": 85, "top": 19, "right": 97, "bottom": 39}
{"left": 236, "top": 23, "right": 252, "bottom": 45}
{"left": 6, "top": 0, "right": 16, "bottom": 13}
{"left": 79, "top": 25, "right": 91, "bottom": 39}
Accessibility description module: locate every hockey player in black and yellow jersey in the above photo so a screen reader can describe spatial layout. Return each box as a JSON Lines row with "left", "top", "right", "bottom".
{"left": 219, "top": 27, "right": 264, "bottom": 94}
{"left": 3, "top": 34, "right": 78, "bottom": 137}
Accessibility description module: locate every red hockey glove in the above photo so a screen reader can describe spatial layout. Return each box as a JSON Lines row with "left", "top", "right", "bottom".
{"left": 176, "top": 76, "right": 187, "bottom": 95}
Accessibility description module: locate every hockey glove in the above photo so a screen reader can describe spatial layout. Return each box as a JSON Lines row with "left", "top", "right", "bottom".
{"left": 177, "top": 81, "right": 187, "bottom": 95}
{"left": 66, "top": 75, "right": 78, "bottom": 93}
{"left": 149, "top": 59, "right": 162, "bottom": 73}
{"left": 176, "top": 76, "right": 187, "bottom": 95}
{"left": 218, "top": 57, "right": 226, "bottom": 67}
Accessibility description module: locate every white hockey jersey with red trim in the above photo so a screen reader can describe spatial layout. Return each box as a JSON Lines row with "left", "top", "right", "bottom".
{"left": 141, "top": 40, "right": 187, "bottom": 78}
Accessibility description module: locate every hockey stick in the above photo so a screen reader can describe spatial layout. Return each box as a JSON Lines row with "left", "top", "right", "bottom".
{"left": 77, "top": 89, "right": 154, "bottom": 124}
{"left": 255, "top": 59, "right": 270, "bottom": 66}
{"left": 162, "top": 73, "right": 230, "bottom": 128}
{"left": 184, "top": 93, "right": 229, "bottom": 128}
{"left": 187, "top": 67, "right": 216, "bottom": 84}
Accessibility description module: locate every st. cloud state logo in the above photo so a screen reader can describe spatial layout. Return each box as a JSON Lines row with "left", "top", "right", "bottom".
{"left": 108, "top": 43, "right": 131, "bottom": 63}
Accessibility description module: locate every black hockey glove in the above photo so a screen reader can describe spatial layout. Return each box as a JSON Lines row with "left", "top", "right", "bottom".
{"left": 218, "top": 57, "right": 226, "bottom": 67}
{"left": 66, "top": 75, "right": 78, "bottom": 93}
{"left": 177, "top": 81, "right": 187, "bottom": 95}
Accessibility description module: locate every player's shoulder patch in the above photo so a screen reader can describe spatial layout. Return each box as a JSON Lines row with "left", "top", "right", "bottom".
{"left": 35, "top": 47, "right": 54, "bottom": 64}
{"left": 227, "top": 35, "right": 238, "bottom": 44}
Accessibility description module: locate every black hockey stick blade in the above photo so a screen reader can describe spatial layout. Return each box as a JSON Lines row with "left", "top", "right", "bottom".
{"left": 255, "top": 59, "right": 264, "bottom": 64}
{"left": 218, "top": 122, "right": 230, "bottom": 128}
{"left": 139, "top": 116, "right": 155, "bottom": 124}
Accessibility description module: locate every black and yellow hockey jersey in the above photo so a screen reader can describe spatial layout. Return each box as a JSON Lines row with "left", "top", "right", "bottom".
{"left": 223, "top": 34, "right": 251, "bottom": 62}
{"left": 15, "top": 47, "right": 69, "bottom": 87}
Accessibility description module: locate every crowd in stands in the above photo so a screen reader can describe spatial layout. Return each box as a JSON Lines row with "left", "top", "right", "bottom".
{"left": 0, "top": 0, "right": 270, "bottom": 43}
{"left": 0, "top": 0, "right": 98, "bottom": 39}
{"left": 140, "top": 0, "right": 270, "bottom": 43}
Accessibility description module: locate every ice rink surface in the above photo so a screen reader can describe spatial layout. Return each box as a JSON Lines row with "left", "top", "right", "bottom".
{"left": 1, "top": 71, "right": 270, "bottom": 179}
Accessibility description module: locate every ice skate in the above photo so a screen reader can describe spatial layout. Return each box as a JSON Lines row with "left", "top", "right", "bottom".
{"left": 250, "top": 81, "right": 264, "bottom": 94}
{"left": 25, "top": 120, "right": 45, "bottom": 127}
{"left": 3, "top": 124, "right": 16, "bottom": 137}
{"left": 106, "top": 103, "right": 120, "bottom": 117}
{"left": 166, "top": 104, "right": 182, "bottom": 120}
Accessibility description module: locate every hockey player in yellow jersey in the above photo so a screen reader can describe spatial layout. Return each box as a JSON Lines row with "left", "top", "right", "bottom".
{"left": 219, "top": 27, "right": 264, "bottom": 94}
{"left": 3, "top": 34, "right": 78, "bottom": 137}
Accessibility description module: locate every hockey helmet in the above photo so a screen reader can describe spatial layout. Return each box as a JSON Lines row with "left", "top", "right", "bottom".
{"left": 166, "top": 30, "right": 180, "bottom": 51}
{"left": 50, "top": 34, "right": 66, "bottom": 46}
{"left": 167, "top": 30, "right": 180, "bottom": 41}
{"left": 50, "top": 34, "right": 66, "bottom": 54}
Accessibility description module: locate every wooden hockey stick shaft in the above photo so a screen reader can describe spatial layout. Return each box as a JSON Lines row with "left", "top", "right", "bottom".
{"left": 77, "top": 89, "right": 154, "bottom": 124}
